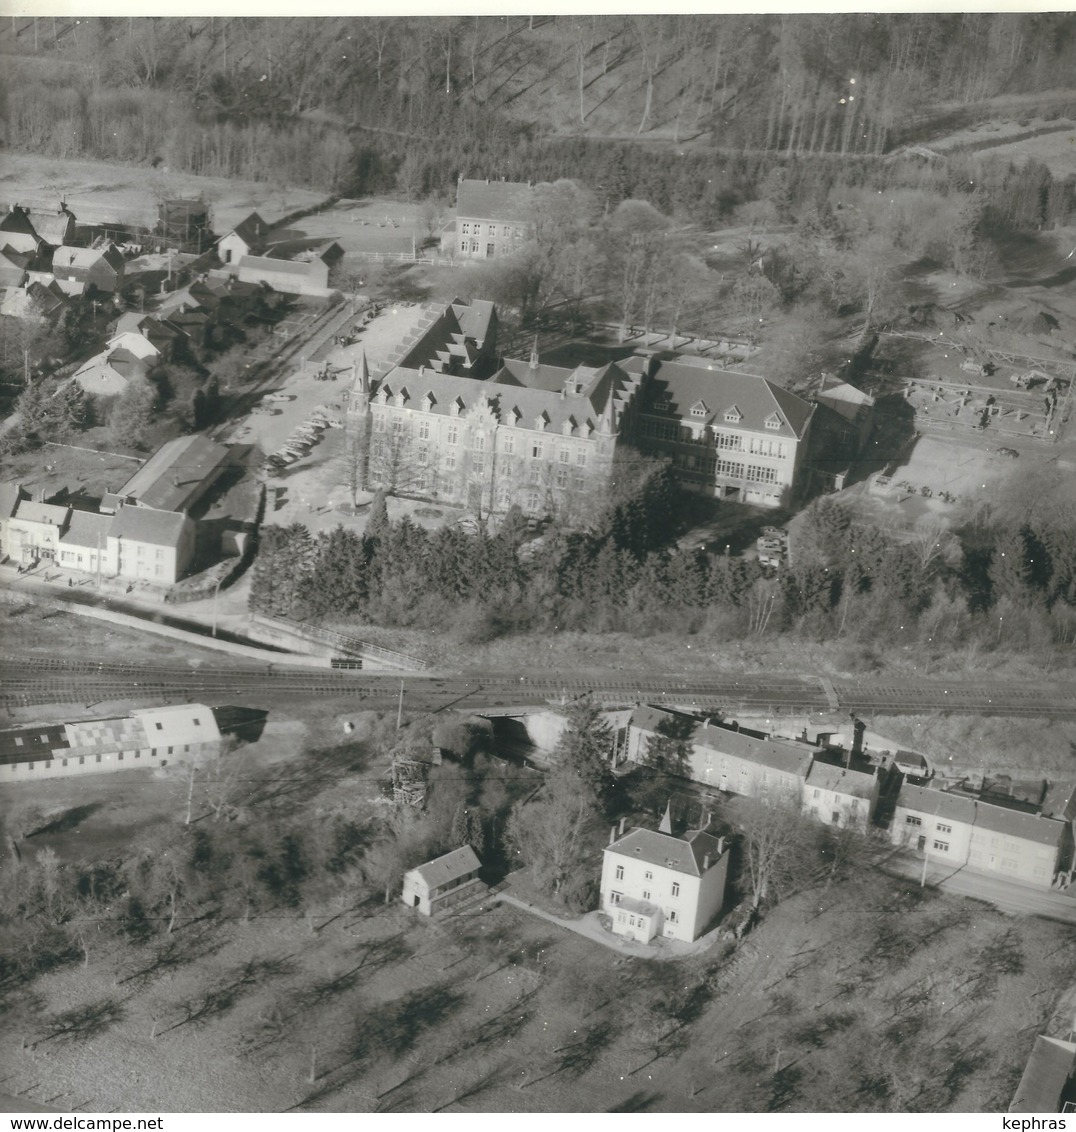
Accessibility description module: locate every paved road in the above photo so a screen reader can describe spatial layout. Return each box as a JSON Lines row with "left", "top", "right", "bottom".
{"left": 881, "top": 850, "right": 1076, "bottom": 921}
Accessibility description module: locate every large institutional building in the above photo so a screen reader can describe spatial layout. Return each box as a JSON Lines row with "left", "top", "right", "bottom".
{"left": 345, "top": 299, "right": 818, "bottom": 517}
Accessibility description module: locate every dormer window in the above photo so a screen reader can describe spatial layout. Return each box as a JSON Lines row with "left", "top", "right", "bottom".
{"left": 535, "top": 413, "right": 548, "bottom": 431}
{"left": 374, "top": 387, "right": 388, "bottom": 404}
{"left": 450, "top": 397, "right": 464, "bottom": 417}
{"left": 765, "top": 413, "right": 783, "bottom": 430}
{"left": 393, "top": 389, "right": 408, "bottom": 408}
{"left": 422, "top": 392, "right": 435, "bottom": 412}
{"left": 561, "top": 418, "right": 575, "bottom": 436}
{"left": 724, "top": 405, "right": 743, "bottom": 424}
{"left": 691, "top": 400, "right": 708, "bottom": 418}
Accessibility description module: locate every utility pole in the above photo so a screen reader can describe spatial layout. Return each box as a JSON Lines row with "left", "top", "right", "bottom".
{"left": 396, "top": 680, "right": 404, "bottom": 731}
{"left": 211, "top": 578, "right": 222, "bottom": 637}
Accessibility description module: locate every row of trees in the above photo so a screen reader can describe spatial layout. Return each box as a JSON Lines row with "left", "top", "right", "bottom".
{"left": 247, "top": 468, "right": 1076, "bottom": 662}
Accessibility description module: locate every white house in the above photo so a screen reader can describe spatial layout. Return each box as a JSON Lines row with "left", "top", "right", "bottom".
{"left": 600, "top": 821, "right": 729, "bottom": 944}
{"left": 401, "top": 845, "right": 483, "bottom": 915}
{"left": 802, "top": 762, "right": 880, "bottom": 832}
{"left": 891, "top": 782, "right": 1071, "bottom": 888}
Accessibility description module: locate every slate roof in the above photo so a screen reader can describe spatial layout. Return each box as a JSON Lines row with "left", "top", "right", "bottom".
{"left": 805, "top": 761, "right": 877, "bottom": 799}
{"left": 410, "top": 845, "right": 481, "bottom": 888}
{"left": 456, "top": 179, "right": 534, "bottom": 223}
{"left": 1042, "top": 781, "right": 1076, "bottom": 821}
{"left": 71, "top": 356, "right": 133, "bottom": 396}
{"left": 59, "top": 509, "right": 113, "bottom": 549}
{"left": 14, "top": 501, "right": 69, "bottom": 527}
{"left": 0, "top": 482, "right": 29, "bottom": 518}
{"left": 605, "top": 827, "right": 725, "bottom": 877}
{"left": 106, "top": 331, "right": 160, "bottom": 361}
{"left": 897, "top": 783, "right": 1067, "bottom": 847}
{"left": 27, "top": 208, "right": 75, "bottom": 247}
{"left": 115, "top": 434, "right": 231, "bottom": 513}
{"left": 1009, "top": 1036, "right": 1076, "bottom": 1113}
{"left": 238, "top": 254, "right": 314, "bottom": 277}
{"left": 109, "top": 506, "right": 189, "bottom": 549}
{"left": 53, "top": 244, "right": 123, "bottom": 274}
{"left": 0, "top": 232, "right": 40, "bottom": 256}
{"left": 454, "top": 299, "right": 496, "bottom": 345}
{"left": 227, "top": 211, "right": 268, "bottom": 247}
{"left": 622, "top": 355, "right": 814, "bottom": 440}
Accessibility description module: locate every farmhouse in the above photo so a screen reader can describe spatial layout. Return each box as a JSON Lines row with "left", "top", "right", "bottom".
{"left": 453, "top": 178, "right": 533, "bottom": 259}
{"left": 600, "top": 817, "right": 729, "bottom": 943}
{"left": 401, "top": 845, "right": 483, "bottom": 915}
{"left": 0, "top": 703, "right": 223, "bottom": 783}
{"left": 51, "top": 243, "right": 125, "bottom": 296}
{"left": 217, "top": 210, "right": 270, "bottom": 264}
{"left": 623, "top": 354, "right": 816, "bottom": 508}
{"left": 891, "top": 782, "right": 1072, "bottom": 888}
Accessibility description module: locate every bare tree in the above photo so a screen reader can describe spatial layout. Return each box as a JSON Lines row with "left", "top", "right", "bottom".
{"left": 737, "top": 789, "right": 819, "bottom": 909}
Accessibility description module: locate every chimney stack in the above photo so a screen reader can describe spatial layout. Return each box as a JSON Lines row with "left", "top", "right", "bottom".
{"left": 717, "top": 836, "right": 726, "bottom": 854}
{"left": 609, "top": 825, "right": 616, "bottom": 845}
{"left": 618, "top": 816, "right": 628, "bottom": 836}
{"left": 703, "top": 854, "right": 711, "bottom": 871}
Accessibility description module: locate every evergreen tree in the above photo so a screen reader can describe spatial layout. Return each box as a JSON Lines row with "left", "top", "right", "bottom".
{"left": 552, "top": 696, "right": 614, "bottom": 809}
{"left": 108, "top": 379, "right": 156, "bottom": 450}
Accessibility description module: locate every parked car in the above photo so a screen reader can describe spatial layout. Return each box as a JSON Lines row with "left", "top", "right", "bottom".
{"left": 996, "top": 447, "right": 1019, "bottom": 459}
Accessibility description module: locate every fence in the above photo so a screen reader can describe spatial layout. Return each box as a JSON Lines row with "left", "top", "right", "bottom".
{"left": 249, "top": 612, "right": 427, "bottom": 671}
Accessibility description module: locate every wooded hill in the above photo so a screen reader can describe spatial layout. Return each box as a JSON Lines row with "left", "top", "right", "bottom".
{"left": 2, "top": 15, "right": 1075, "bottom": 200}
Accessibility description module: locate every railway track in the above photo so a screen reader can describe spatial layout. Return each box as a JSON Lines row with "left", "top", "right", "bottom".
{"left": 1, "top": 656, "right": 1074, "bottom": 718}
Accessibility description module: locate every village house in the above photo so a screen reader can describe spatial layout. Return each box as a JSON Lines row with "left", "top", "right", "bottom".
{"left": 453, "top": 178, "right": 533, "bottom": 259}
{"left": 0, "top": 703, "right": 223, "bottom": 783}
{"left": 0, "top": 246, "right": 31, "bottom": 289}
{"left": 600, "top": 814, "right": 729, "bottom": 943}
{"left": 51, "top": 243, "right": 125, "bottom": 296}
{"left": 401, "top": 845, "right": 483, "bottom": 915}
{"left": 217, "top": 211, "right": 270, "bottom": 265}
{"left": 622, "top": 354, "right": 815, "bottom": 508}
{"left": 235, "top": 240, "right": 343, "bottom": 296}
{"left": 891, "top": 781, "right": 1072, "bottom": 888}
{"left": 802, "top": 760, "right": 881, "bottom": 832}
{"left": 627, "top": 705, "right": 818, "bottom": 802}
{"left": 346, "top": 301, "right": 645, "bottom": 518}
{"left": 26, "top": 203, "right": 77, "bottom": 249}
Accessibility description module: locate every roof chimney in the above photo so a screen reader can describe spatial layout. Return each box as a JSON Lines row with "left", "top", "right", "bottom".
{"left": 703, "top": 854, "right": 710, "bottom": 871}
{"left": 618, "top": 816, "right": 628, "bottom": 836}
{"left": 609, "top": 825, "right": 616, "bottom": 845}
{"left": 529, "top": 336, "right": 539, "bottom": 371}
{"left": 717, "top": 836, "right": 726, "bottom": 854}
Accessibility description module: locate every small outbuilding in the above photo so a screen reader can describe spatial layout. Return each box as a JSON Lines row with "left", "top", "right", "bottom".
{"left": 401, "top": 845, "right": 482, "bottom": 916}
{"left": 1009, "top": 1035, "right": 1076, "bottom": 1113}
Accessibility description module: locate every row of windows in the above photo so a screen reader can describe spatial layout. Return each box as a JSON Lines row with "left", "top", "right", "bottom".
{"left": 905, "top": 815, "right": 951, "bottom": 834}
{"left": 460, "top": 222, "right": 525, "bottom": 238}
{"left": 11, "top": 743, "right": 196, "bottom": 771}
{"left": 613, "top": 865, "right": 681, "bottom": 897}
{"left": 375, "top": 413, "right": 594, "bottom": 454}
{"left": 616, "top": 909, "right": 679, "bottom": 926}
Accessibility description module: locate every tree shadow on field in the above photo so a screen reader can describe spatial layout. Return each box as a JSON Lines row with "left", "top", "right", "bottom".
{"left": 608, "top": 1092, "right": 664, "bottom": 1112}
{"left": 26, "top": 804, "right": 105, "bottom": 838}
{"left": 36, "top": 997, "right": 126, "bottom": 1046}
{"left": 243, "top": 741, "right": 374, "bottom": 809}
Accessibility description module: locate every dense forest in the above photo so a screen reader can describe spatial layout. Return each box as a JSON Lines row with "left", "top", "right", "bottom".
{"left": 2, "top": 14, "right": 1075, "bottom": 207}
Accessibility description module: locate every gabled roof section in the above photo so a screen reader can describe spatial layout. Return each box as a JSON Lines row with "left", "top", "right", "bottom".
{"left": 114, "top": 434, "right": 231, "bottom": 513}
{"left": 456, "top": 179, "right": 534, "bottom": 223}
{"left": 410, "top": 845, "right": 481, "bottom": 887}
{"left": 605, "top": 827, "right": 724, "bottom": 876}
{"left": 1009, "top": 1036, "right": 1076, "bottom": 1113}
{"left": 897, "top": 783, "right": 1067, "bottom": 847}
{"left": 59, "top": 509, "right": 113, "bottom": 548}
{"left": 625, "top": 356, "right": 814, "bottom": 439}
{"left": 109, "top": 506, "right": 189, "bottom": 549}
{"left": 805, "top": 762, "right": 877, "bottom": 799}
{"left": 228, "top": 211, "right": 268, "bottom": 246}
{"left": 13, "top": 500, "right": 69, "bottom": 527}
{"left": 0, "top": 482, "right": 29, "bottom": 519}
